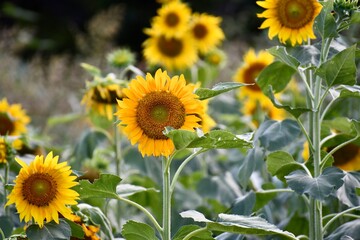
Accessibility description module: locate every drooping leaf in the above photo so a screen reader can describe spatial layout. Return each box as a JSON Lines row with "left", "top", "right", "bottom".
{"left": 238, "top": 147, "right": 265, "bottom": 187}
{"left": 336, "top": 172, "right": 360, "bottom": 207}
{"left": 285, "top": 167, "right": 345, "bottom": 201}
{"left": 173, "top": 225, "right": 214, "bottom": 240}
{"left": 117, "top": 184, "right": 158, "bottom": 198}
{"left": 26, "top": 220, "right": 71, "bottom": 240}
{"left": 324, "top": 219, "right": 360, "bottom": 240}
{"left": 180, "top": 210, "right": 296, "bottom": 239}
{"left": 257, "top": 61, "right": 296, "bottom": 94}
{"left": 337, "top": 85, "right": 360, "bottom": 98}
{"left": 268, "top": 46, "right": 300, "bottom": 69}
{"left": 314, "top": 0, "right": 338, "bottom": 39}
{"left": 316, "top": 45, "right": 357, "bottom": 87}
{"left": 266, "top": 151, "right": 303, "bottom": 181}
{"left": 195, "top": 82, "right": 249, "bottom": 100}
{"left": 74, "top": 174, "right": 121, "bottom": 199}
{"left": 121, "top": 221, "right": 157, "bottom": 240}
{"left": 230, "top": 192, "right": 255, "bottom": 215}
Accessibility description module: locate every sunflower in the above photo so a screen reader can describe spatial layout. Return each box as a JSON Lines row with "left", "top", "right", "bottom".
{"left": 233, "top": 49, "right": 274, "bottom": 98}
{"left": 329, "top": 143, "right": 360, "bottom": 171}
{"left": 116, "top": 69, "right": 203, "bottom": 157}
{"left": 0, "top": 137, "right": 20, "bottom": 164}
{"left": 0, "top": 98, "right": 30, "bottom": 136}
{"left": 189, "top": 13, "right": 225, "bottom": 54}
{"left": 143, "top": 32, "right": 198, "bottom": 71}
{"left": 71, "top": 215, "right": 100, "bottom": 240}
{"left": 5, "top": 152, "right": 79, "bottom": 228}
{"left": 257, "top": 0, "right": 322, "bottom": 46}
{"left": 82, "top": 84, "right": 124, "bottom": 120}
{"left": 198, "top": 100, "right": 216, "bottom": 133}
{"left": 0, "top": 138, "right": 8, "bottom": 164}
{"left": 151, "top": 1, "right": 192, "bottom": 38}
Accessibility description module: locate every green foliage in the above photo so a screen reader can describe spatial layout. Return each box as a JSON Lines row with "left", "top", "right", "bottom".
{"left": 267, "top": 46, "right": 300, "bottom": 69}
{"left": 0, "top": 216, "right": 14, "bottom": 239}
{"left": 173, "top": 225, "right": 214, "bottom": 240}
{"left": 117, "top": 184, "right": 158, "bottom": 197}
{"left": 121, "top": 221, "right": 157, "bottom": 240}
{"left": 266, "top": 151, "right": 303, "bottom": 181}
{"left": 195, "top": 82, "right": 249, "bottom": 100}
{"left": 314, "top": 0, "right": 338, "bottom": 38}
{"left": 26, "top": 220, "right": 71, "bottom": 240}
{"left": 63, "top": 219, "right": 84, "bottom": 239}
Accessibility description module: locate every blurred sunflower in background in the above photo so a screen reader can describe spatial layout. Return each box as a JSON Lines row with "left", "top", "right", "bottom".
{"left": 257, "top": 0, "right": 323, "bottom": 46}
{"left": 189, "top": 13, "right": 225, "bottom": 54}
{"left": 107, "top": 48, "right": 136, "bottom": 68}
{"left": 0, "top": 137, "right": 22, "bottom": 164}
{"left": 0, "top": 98, "right": 30, "bottom": 136}
{"left": 5, "top": 152, "right": 79, "bottom": 228}
{"left": 71, "top": 215, "right": 100, "bottom": 240}
{"left": 116, "top": 69, "right": 203, "bottom": 157}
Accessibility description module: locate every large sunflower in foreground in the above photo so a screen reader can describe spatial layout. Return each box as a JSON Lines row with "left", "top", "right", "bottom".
{"left": 257, "top": 0, "right": 322, "bottom": 46}
{"left": 189, "top": 13, "right": 225, "bottom": 54}
{"left": 82, "top": 84, "right": 124, "bottom": 120}
{"left": 0, "top": 98, "right": 30, "bottom": 136}
{"left": 5, "top": 152, "right": 79, "bottom": 228}
{"left": 233, "top": 49, "right": 274, "bottom": 98}
{"left": 151, "top": 1, "right": 191, "bottom": 38}
{"left": 143, "top": 31, "right": 198, "bottom": 70}
{"left": 116, "top": 69, "right": 203, "bottom": 157}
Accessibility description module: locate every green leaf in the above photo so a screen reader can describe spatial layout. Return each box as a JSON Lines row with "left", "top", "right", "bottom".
{"left": 74, "top": 173, "right": 121, "bottom": 199}
{"left": 254, "top": 183, "right": 278, "bottom": 211}
{"left": 257, "top": 61, "right": 296, "bottom": 94}
{"left": 77, "top": 203, "right": 114, "bottom": 240}
{"left": 26, "top": 219, "right": 71, "bottom": 240}
{"left": 81, "top": 63, "right": 102, "bottom": 77}
{"left": 47, "top": 113, "right": 83, "bottom": 127}
{"left": 163, "top": 127, "right": 198, "bottom": 150}
{"left": 117, "top": 184, "right": 158, "bottom": 198}
{"left": 268, "top": 46, "right": 300, "bottom": 69}
{"left": 337, "top": 85, "right": 360, "bottom": 98}
{"left": 63, "top": 219, "right": 84, "bottom": 239}
{"left": 180, "top": 210, "right": 296, "bottom": 239}
{"left": 336, "top": 172, "right": 360, "bottom": 207}
{"left": 266, "top": 151, "right": 303, "bottom": 181}
{"left": 173, "top": 225, "right": 214, "bottom": 240}
{"left": 314, "top": 0, "right": 338, "bottom": 39}
{"left": 195, "top": 82, "right": 249, "bottom": 100}
{"left": 316, "top": 45, "right": 357, "bottom": 87}
{"left": 0, "top": 216, "right": 14, "bottom": 238}
{"left": 350, "top": 11, "right": 360, "bottom": 24}
{"left": 121, "top": 221, "right": 157, "bottom": 240}
{"left": 285, "top": 167, "right": 345, "bottom": 201}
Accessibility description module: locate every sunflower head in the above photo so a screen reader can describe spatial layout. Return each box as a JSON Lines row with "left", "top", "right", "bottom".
{"left": 204, "top": 48, "right": 227, "bottom": 67}
{"left": 5, "top": 152, "right": 79, "bottom": 228}
{"left": 189, "top": 13, "right": 225, "bottom": 54}
{"left": 233, "top": 49, "right": 274, "bottom": 98}
{"left": 107, "top": 48, "right": 136, "bottom": 68}
{"left": 257, "top": 0, "right": 323, "bottom": 46}
{"left": 0, "top": 98, "right": 30, "bottom": 136}
{"left": 329, "top": 143, "right": 360, "bottom": 171}
{"left": 116, "top": 69, "right": 203, "bottom": 157}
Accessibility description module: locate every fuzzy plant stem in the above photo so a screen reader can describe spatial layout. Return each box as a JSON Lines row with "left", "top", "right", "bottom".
{"left": 162, "top": 156, "right": 171, "bottom": 240}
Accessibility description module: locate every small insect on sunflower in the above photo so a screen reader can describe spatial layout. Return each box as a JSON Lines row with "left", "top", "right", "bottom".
{"left": 257, "top": 0, "right": 323, "bottom": 46}
{"left": 116, "top": 69, "right": 204, "bottom": 157}
{"left": 0, "top": 98, "right": 30, "bottom": 136}
{"left": 5, "top": 152, "right": 79, "bottom": 228}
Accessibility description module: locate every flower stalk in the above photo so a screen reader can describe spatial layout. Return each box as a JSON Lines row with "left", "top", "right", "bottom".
{"left": 162, "top": 156, "right": 172, "bottom": 240}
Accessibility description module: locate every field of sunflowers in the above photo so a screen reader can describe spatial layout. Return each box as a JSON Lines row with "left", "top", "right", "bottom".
{"left": 1, "top": 0, "right": 360, "bottom": 239}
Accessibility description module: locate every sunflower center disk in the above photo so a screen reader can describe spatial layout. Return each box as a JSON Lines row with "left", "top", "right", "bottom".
{"left": 193, "top": 24, "right": 208, "bottom": 39}
{"left": 332, "top": 144, "right": 360, "bottom": 166}
{"left": 244, "top": 63, "right": 266, "bottom": 92}
{"left": 22, "top": 173, "right": 57, "bottom": 206}
{"left": 165, "top": 12, "right": 180, "bottom": 27}
{"left": 158, "top": 36, "right": 183, "bottom": 57}
{"left": 136, "top": 91, "right": 185, "bottom": 140}
{"left": 0, "top": 113, "right": 15, "bottom": 135}
{"left": 91, "top": 87, "right": 119, "bottom": 104}
{"left": 278, "top": 0, "right": 314, "bottom": 28}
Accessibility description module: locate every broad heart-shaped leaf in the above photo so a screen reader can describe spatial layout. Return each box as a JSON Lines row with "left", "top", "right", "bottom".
{"left": 121, "top": 221, "right": 157, "bottom": 240}
{"left": 26, "top": 219, "right": 71, "bottom": 240}
{"left": 195, "top": 82, "right": 249, "bottom": 100}
{"left": 336, "top": 172, "right": 360, "bottom": 207}
{"left": 74, "top": 173, "right": 121, "bottom": 199}
{"left": 316, "top": 45, "right": 357, "bottom": 87}
{"left": 117, "top": 184, "right": 158, "bottom": 197}
{"left": 173, "top": 225, "right": 214, "bottom": 240}
{"left": 268, "top": 46, "right": 300, "bottom": 69}
{"left": 180, "top": 210, "right": 296, "bottom": 239}
{"left": 266, "top": 151, "right": 303, "bottom": 181}
{"left": 164, "top": 127, "right": 253, "bottom": 150}
{"left": 314, "top": 0, "right": 338, "bottom": 39}
{"left": 256, "top": 61, "right": 296, "bottom": 94}
{"left": 285, "top": 167, "right": 345, "bottom": 201}
{"left": 256, "top": 119, "right": 301, "bottom": 151}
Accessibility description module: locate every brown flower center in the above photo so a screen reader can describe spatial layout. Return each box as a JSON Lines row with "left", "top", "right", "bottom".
{"left": 22, "top": 173, "right": 58, "bottom": 206}
{"left": 277, "top": 0, "right": 315, "bottom": 29}
{"left": 0, "top": 113, "right": 15, "bottom": 135}
{"left": 91, "top": 87, "right": 121, "bottom": 104}
{"left": 244, "top": 63, "right": 266, "bottom": 92}
{"left": 193, "top": 23, "right": 208, "bottom": 40}
{"left": 330, "top": 144, "right": 360, "bottom": 167}
{"left": 157, "top": 36, "right": 183, "bottom": 57}
{"left": 165, "top": 12, "right": 180, "bottom": 27}
{"left": 136, "top": 91, "right": 185, "bottom": 140}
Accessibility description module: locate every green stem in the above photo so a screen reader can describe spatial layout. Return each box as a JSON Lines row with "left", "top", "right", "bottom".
{"left": 162, "top": 156, "right": 171, "bottom": 240}
{"left": 295, "top": 118, "right": 313, "bottom": 151}
{"left": 4, "top": 163, "right": 9, "bottom": 216}
{"left": 113, "top": 117, "right": 123, "bottom": 229}
{"left": 257, "top": 188, "right": 294, "bottom": 194}
{"left": 183, "top": 227, "right": 208, "bottom": 240}
{"left": 323, "top": 206, "right": 360, "bottom": 234}
{"left": 117, "top": 196, "right": 163, "bottom": 234}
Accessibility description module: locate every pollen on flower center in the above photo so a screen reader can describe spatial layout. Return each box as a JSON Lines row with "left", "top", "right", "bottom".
{"left": 165, "top": 12, "right": 180, "bottom": 27}
{"left": 157, "top": 36, "right": 183, "bottom": 57}
{"left": 278, "top": 0, "right": 314, "bottom": 28}
{"left": 136, "top": 91, "right": 185, "bottom": 140}
{"left": 22, "top": 173, "right": 58, "bottom": 206}
{"left": 0, "top": 113, "right": 15, "bottom": 135}
{"left": 193, "top": 24, "right": 208, "bottom": 39}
